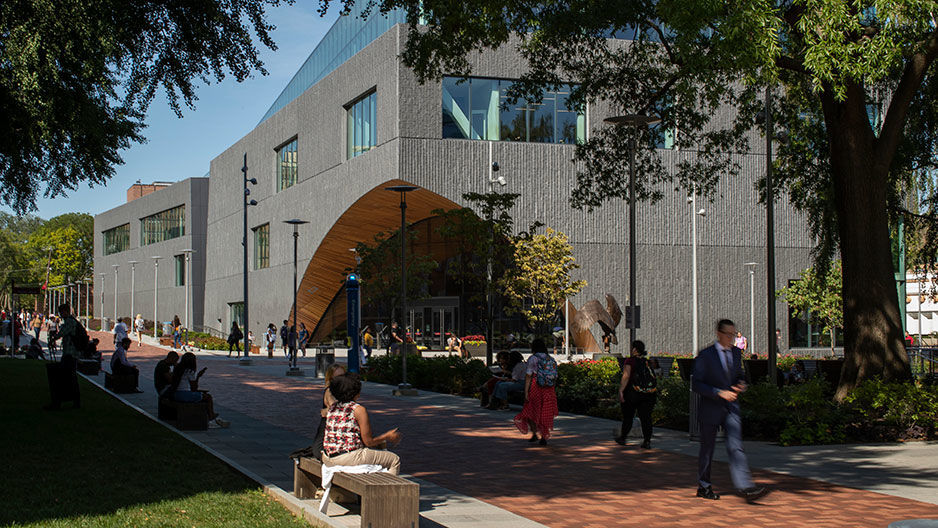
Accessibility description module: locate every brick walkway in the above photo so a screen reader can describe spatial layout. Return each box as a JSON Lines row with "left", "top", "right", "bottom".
{"left": 100, "top": 333, "right": 938, "bottom": 528}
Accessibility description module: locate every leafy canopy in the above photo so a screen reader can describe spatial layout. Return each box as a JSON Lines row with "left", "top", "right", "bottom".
{"left": 1, "top": 0, "right": 290, "bottom": 213}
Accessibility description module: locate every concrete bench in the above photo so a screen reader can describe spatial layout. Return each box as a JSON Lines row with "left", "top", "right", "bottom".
{"left": 157, "top": 397, "right": 210, "bottom": 430}
{"left": 104, "top": 371, "right": 136, "bottom": 393}
{"left": 294, "top": 456, "right": 419, "bottom": 528}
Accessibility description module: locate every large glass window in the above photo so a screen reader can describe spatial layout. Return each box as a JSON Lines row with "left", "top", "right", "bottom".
{"left": 443, "top": 76, "right": 586, "bottom": 144}
{"left": 253, "top": 223, "right": 269, "bottom": 270}
{"left": 174, "top": 254, "right": 185, "bottom": 287}
{"left": 140, "top": 205, "right": 185, "bottom": 246}
{"left": 102, "top": 224, "right": 130, "bottom": 255}
{"left": 276, "top": 138, "right": 298, "bottom": 191}
{"left": 347, "top": 91, "right": 377, "bottom": 158}
{"left": 229, "top": 302, "right": 244, "bottom": 328}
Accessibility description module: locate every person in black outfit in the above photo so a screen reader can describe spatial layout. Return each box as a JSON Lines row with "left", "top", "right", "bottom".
{"left": 227, "top": 321, "right": 243, "bottom": 358}
{"left": 154, "top": 351, "right": 179, "bottom": 396}
{"left": 615, "top": 340, "right": 656, "bottom": 449}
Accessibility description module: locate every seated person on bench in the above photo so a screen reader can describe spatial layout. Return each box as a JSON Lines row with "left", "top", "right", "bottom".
{"left": 168, "top": 352, "right": 229, "bottom": 428}
{"left": 488, "top": 350, "right": 526, "bottom": 410}
{"left": 110, "top": 337, "right": 142, "bottom": 393}
{"left": 24, "top": 338, "right": 46, "bottom": 360}
{"left": 322, "top": 373, "right": 402, "bottom": 474}
{"left": 154, "top": 351, "right": 179, "bottom": 397}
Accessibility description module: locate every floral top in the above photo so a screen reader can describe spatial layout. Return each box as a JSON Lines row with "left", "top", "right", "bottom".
{"left": 323, "top": 401, "right": 363, "bottom": 456}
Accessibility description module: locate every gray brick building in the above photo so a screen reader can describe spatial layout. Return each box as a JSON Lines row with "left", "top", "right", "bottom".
{"left": 94, "top": 8, "right": 814, "bottom": 356}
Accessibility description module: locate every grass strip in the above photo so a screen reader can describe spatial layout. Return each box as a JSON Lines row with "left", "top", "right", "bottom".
{"left": 0, "top": 360, "right": 309, "bottom": 528}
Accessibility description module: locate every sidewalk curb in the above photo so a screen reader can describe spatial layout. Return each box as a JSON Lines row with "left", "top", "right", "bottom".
{"left": 78, "top": 371, "right": 342, "bottom": 528}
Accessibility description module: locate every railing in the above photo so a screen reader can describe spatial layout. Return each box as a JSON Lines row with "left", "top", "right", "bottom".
{"left": 907, "top": 347, "right": 938, "bottom": 379}
{"left": 193, "top": 324, "right": 227, "bottom": 340}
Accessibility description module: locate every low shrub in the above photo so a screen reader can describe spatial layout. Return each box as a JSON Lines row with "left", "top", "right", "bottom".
{"left": 362, "top": 354, "right": 491, "bottom": 396}
{"left": 192, "top": 335, "right": 229, "bottom": 351}
{"left": 555, "top": 358, "right": 620, "bottom": 415}
{"left": 843, "top": 378, "right": 938, "bottom": 441}
{"left": 653, "top": 376, "right": 690, "bottom": 430}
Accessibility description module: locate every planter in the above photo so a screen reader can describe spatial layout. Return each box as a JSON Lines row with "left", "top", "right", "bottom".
{"left": 404, "top": 343, "right": 421, "bottom": 357}
{"left": 250, "top": 345, "right": 260, "bottom": 355}
{"left": 819, "top": 359, "right": 844, "bottom": 387}
{"left": 744, "top": 359, "right": 769, "bottom": 384}
{"left": 650, "top": 356, "right": 674, "bottom": 379}
{"left": 676, "top": 358, "right": 695, "bottom": 381}
{"left": 464, "top": 343, "right": 487, "bottom": 358}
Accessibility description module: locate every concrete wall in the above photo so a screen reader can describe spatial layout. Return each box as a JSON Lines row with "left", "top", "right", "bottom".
{"left": 93, "top": 178, "right": 209, "bottom": 329}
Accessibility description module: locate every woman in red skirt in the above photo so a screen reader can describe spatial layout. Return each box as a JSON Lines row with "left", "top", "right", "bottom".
{"left": 513, "top": 338, "right": 559, "bottom": 445}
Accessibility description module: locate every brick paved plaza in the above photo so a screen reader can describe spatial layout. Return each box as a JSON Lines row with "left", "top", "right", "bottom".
{"left": 87, "top": 332, "right": 938, "bottom": 527}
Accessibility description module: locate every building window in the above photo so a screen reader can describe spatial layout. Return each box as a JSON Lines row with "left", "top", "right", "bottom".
{"left": 442, "top": 76, "right": 586, "bottom": 144}
{"left": 347, "top": 91, "right": 377, "bottom": 158}
{"left": 253, "top": 223, "right": 269, "bottom": 270}
{"left": 229, "top": 302, "right": 244, "bottom": 328}
{"left": 174, "top": 255, "right": 185, "bottom": 287}
{"left": 276, "top": 138, "right": 298, "bottom": 191}
{"left": 140, "top": 205, "right": 185, "bottom": 246}
{"left": 102, "top": 224, "right": 130, "bottom": 255}
{"left": 788, "top": 308, "right": 844, "bottom": 348}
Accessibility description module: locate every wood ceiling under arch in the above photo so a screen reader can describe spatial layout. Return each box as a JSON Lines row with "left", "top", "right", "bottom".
{"left": 290, "top": 179, "right": 461, "bottom": 337}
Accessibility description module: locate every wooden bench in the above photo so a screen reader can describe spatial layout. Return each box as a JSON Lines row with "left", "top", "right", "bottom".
{"left": 294, "top": 456, "right": 419, "bottom": 528}
{"left": 157, "top": 398, "right": 210, "bottom": 430}
{"left": 104, "top": 371, "right": 136, "bottom": 393}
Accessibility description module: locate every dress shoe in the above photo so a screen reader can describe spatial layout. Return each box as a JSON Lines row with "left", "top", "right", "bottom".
{"left": 640, "top": 440, "right": 651, "bottom": 449}
{"left": 696, "top": 486, "right": 720, "bottom": 500}
{"left": 614, "top": 436, "right": 627, "bottom": 446}
{"left": 738, "top": 486, "right": 769, "bottom": 502}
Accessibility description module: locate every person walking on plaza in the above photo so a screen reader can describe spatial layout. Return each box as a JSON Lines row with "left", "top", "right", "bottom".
{"left": 734, "top": 331, "right": 747, "bottom": 352}
{"left": 266, "top": 323, "right": 277, "bottom": 358}
{"left": 31, "top": 313, "right": 42, "bottom": 341}
{"left": 615, "top": 340, "right": 657, "bottom": 448}
{"left": 513, "top": 338, "right": 559, "bottom": 446}
{"left": 693, "top": 319, "right": 768, "bottom": 502}
{"left": 227, "top": 321, "right": 243, "bottom": 358}
{"left": 361, "top": 325, "right": 373, "bottom": 362}
{"left": 389, "top": 322, "right": 403, "bottom": 355}
{"left": 113, "top": 316, "right": 129, "bottom": 347}
{"left": 134, "top": 314, "right": 145, "bottom": 347}
{"left": 280, "top": 320, "right": 289, "bottom": 357}
{"left": 298, "top": 322, "right": 309, "bottom": 357}
{"left": 172, "top": 315, "right": 182, "bottom": 349}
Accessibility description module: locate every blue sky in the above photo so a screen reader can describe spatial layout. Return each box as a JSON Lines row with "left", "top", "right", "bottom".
{"left": 9, "top": 4, "right": 339, "bottom": 220}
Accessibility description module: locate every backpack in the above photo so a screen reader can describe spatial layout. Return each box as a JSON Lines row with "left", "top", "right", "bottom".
{"left": 70, "top": 322, "right": 91, "bottom": 356}
{"left": 534, "top": 353, "right": 558, "bottom": 387}
{"left": 630, "top": 357, "right": 658, "bottom": 394}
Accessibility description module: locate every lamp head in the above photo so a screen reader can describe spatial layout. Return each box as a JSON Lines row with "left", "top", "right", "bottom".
{"left": 491, "top": 161, "right": 500, "bottom": 172}
{"left": 697, "top": 209, "right": 706, "bottom": 216}
{"left": 248, "top": 177, "right": 257, "bottom": 185}
{"left": 249, "top": 199, "right": 258, "bottom": 206}
{"left": 496, "top": 176, "right": 507, "bottom": 186}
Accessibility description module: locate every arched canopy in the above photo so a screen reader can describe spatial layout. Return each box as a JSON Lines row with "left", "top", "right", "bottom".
{"left": 294, "top": 179, "right": 460, "bottom": 338}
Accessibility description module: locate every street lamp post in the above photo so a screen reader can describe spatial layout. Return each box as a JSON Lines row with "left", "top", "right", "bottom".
{"left": 689, "top": 192, "right": 706, "bottom": 356}
{"left": 764, "top": 86, "right": 779, "bottom": 383}
{"left": 84, "top": 278, "right": 91, "bottom": 324}
{"left": 112, "top": 264, "right": 119, "bottom": 328}
{"left": 284, "top": 220, "right": 308, "bottom": 375}
{"left": 99, "top": 273, "right": 106, "bottom": 329}
{"left": 603, "top": 114, "right": 661, "bottom": 347}
{"left": 486, "top": 141, "right": 506, "bottom": 366}
{"left": 128, "top": 261, "right": 138, "bottom": 326}
{"left": 151, "top": 256, "right": 161, "bottom": 338}
{"left": 242, "top": 153, "right": 258, "bottom": 366}
{"left": 745, "top": 262, "right": 758, "bottom": 353}
{"left": 181, "top": 250, "right": 193, "bottom": 331}
{"left": 385, "top": 185, "right": 419, "bottom": 395}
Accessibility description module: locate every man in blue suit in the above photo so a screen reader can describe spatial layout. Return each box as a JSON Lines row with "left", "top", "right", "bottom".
{"left": 692, "top": 319, "right": 768, "bottom": 502}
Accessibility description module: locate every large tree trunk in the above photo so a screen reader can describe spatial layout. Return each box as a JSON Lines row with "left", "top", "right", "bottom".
{"left": 823, "top": 86, "right": 912, "bottom": 401}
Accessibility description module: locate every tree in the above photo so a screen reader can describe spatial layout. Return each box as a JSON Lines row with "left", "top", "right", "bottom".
{"left": 354, "top": 228, "right": 438, "bottom": 327}
{"left": 315, "top": 0, "right": 938, "bottom": 398}
{"left": 500, "top": 227, "right": 586, "bottom": 334}
{"left": 1, "top": 0, "right": 289, "bottom": 213}
{"left": 778, "top": 261, "right": 844, "bottom": 357}
{"left": 25, "top": 213, "right": 94, "bottom": 286}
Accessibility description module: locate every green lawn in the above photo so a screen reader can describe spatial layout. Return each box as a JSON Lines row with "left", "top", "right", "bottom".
{"left": 0, "top": 360, "right": 309, "bottom": 528}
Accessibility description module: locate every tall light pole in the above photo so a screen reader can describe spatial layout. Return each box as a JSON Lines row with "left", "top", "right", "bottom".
{"left": 84, "top": 278, "right": 91, "bottom": 325}
{"left": 765, "top": 86, "right": 779, "bottom": 383}
{"left": 486, "top": 140, "right": 506, "bottom": 366}
{"left": 99, "top": 273, "right": 106, "bottom": 329}
{"left": 242, "top": 153, "right": 258, "bottom": 366}
{"left": 386, "top": 185, "right": 419, "bottom": 394}
{"left": 604, "top": 114, "right": 661, "bottom": 347}
{"left": 128, "top": 260, "right": 138, "bottom": 326}
{"left": 689, "top": 192, "right": 706, "bottom": 356}
{"left": 151, "top": 256, "right": 161, "bottom": 338}
{"left": 745, "top": 262, "right": 758, "bottom": 354}
{"left": 181, "top": 249, "right": 193, "bottom": 331}
{"left": 284, "top": 220, "right": 308, "bottom": 375}
{"left": 112, "top": 264, "right": 119, "bottom": 328}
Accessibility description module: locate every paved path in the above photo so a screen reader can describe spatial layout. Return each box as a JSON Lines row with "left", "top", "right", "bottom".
{"left": 90, "top": 332, "right": 938, "bottom": 527}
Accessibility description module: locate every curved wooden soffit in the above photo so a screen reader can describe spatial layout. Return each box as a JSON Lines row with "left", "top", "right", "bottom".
{"left": 292, "top": 179, "right": 460, "bottom": 337}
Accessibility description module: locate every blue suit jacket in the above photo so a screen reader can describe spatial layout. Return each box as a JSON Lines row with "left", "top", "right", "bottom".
{"left": 692, "top": 344, "right": 745, "bottom": 425}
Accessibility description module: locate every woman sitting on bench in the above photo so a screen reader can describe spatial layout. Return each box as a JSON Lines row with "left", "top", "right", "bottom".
{"left": 168, "top": 352, "right": 229, "bottom": 428}
{"left": 322, "top": 373, "right": 401, "bottom": 474}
